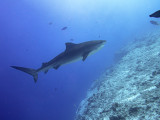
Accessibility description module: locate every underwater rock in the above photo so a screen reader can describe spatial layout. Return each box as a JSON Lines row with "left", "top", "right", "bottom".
{"left": 109, "top": 115, "right": 125, "bottom": 120}
{"left": 129, "top": 107, "right": 140, "bottom": 115}
{"left": 152, "top": 71, "right": 157, "bottom": 76}
{"left": 111, "top": 102, "right": 119, "bottom": 112}
{"left": 155, "top": 82, "right": 160, "bottom": 88}
{"left": 114, "top": 49, "right": 128, "bottom": 63}
{"left": 75, "top": 30, "right": 160, "bottom": 120}
{"left": 151, "top": 69, "right": 160, "bottom": 76}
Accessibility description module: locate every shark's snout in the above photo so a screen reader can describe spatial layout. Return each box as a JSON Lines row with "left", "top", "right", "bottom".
{"left": 99, "top": 40, "right": 106, "bottom": 45}
{"left": 102, "top": 40, "right": 106, "bottom": 43}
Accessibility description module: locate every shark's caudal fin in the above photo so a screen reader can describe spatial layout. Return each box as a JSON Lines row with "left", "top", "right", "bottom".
{"left": 11, "top": 66, "right": 38, "bottom": 83}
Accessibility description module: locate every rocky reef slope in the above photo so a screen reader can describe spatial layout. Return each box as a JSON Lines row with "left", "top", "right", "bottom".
{"left": 75, "top": 31, "right": 160, "bottom": 120}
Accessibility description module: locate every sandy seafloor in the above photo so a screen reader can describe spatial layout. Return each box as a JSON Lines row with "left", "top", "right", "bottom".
{"left": 75, "top": 30, "right": 160, "bottom": 120}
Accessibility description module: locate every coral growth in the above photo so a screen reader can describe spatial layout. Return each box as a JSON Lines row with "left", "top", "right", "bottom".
{"left": 75, "top": 30, "right": 160, "bottom": 120}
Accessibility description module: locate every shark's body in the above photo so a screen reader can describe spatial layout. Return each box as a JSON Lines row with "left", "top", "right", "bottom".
{"left": 11, "top": 40, "right": 106, "bottom": 83}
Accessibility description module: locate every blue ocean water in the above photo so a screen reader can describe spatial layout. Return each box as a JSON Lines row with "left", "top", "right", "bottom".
{"left": 0, "top": 0, "right": 160, "bottom": 120}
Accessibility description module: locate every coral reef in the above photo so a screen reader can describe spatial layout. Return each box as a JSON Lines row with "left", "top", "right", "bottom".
{"left": 75, "top": 30, "right": 160, "bottom": 120}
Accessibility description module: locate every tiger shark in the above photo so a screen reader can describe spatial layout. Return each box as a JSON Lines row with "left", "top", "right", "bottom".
{"left": 11, "top": 40, "right": 106, "bottom": 83}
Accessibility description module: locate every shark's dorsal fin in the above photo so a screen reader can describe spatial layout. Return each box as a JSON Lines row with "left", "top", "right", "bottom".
{"left": 42, "top": 62, "right": 47, "bottom": 67}
{"left": 82, "top": 51, "right": 90, "bottom": 61}
{"left": 65, "top": 42, "right": 76, "bottom": 51}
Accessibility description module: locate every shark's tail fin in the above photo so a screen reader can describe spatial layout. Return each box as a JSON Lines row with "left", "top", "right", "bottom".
{"left": 11, "top": 66, "right": 38, "bottom": 83}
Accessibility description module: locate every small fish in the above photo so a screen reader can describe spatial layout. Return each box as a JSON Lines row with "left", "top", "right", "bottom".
{"left": 149, "top": 10, "right": 160, "bottom": 18}
{"left": 61, "top": 27, "right": 67, "bottom": 30}
{"left": 49, "top": 22, "right": 53, "bottom": 25}
{"left": 70, "top": 38, "right": 74, "bottom": 41}
{"left": 25, "top": 49, "right": 29, "bottom": 52}
{"left": 54, "top": 88, "right": 57, "bottom": 91}
{"left": 150, "top": 20, "right": 159, "bottom": 25}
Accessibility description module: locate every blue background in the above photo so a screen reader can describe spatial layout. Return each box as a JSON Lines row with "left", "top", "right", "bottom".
{"left": 0, "top": 0, "right": 160, "bottom": 120}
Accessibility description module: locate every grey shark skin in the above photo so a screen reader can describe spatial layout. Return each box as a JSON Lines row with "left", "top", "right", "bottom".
{"left": 11, "top": 40, "right": 106, "bottom": 83}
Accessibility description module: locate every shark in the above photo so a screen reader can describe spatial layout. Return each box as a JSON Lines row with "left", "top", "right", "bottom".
{"left": 11, "top": 40, "right": 106, "bottom": 83}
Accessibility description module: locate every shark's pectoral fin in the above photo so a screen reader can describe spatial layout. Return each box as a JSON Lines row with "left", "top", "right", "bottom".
{"left": 44, "top": 70, "right": 48, "bottom": 74}
{"left": 82, "top": 52, "right": 90, "bottom": 61}
{"left": 53, "top": 65, "right": 60, "bottom": 70}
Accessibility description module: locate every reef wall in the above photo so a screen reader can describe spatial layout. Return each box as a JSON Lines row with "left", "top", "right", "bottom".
{"left": 75, "top": 31, "right": 160, "bottom": 120}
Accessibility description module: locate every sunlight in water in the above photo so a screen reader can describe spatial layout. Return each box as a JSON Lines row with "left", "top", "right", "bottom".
{"left": 25, "top": 0, "right": 151, "bottom": 19}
